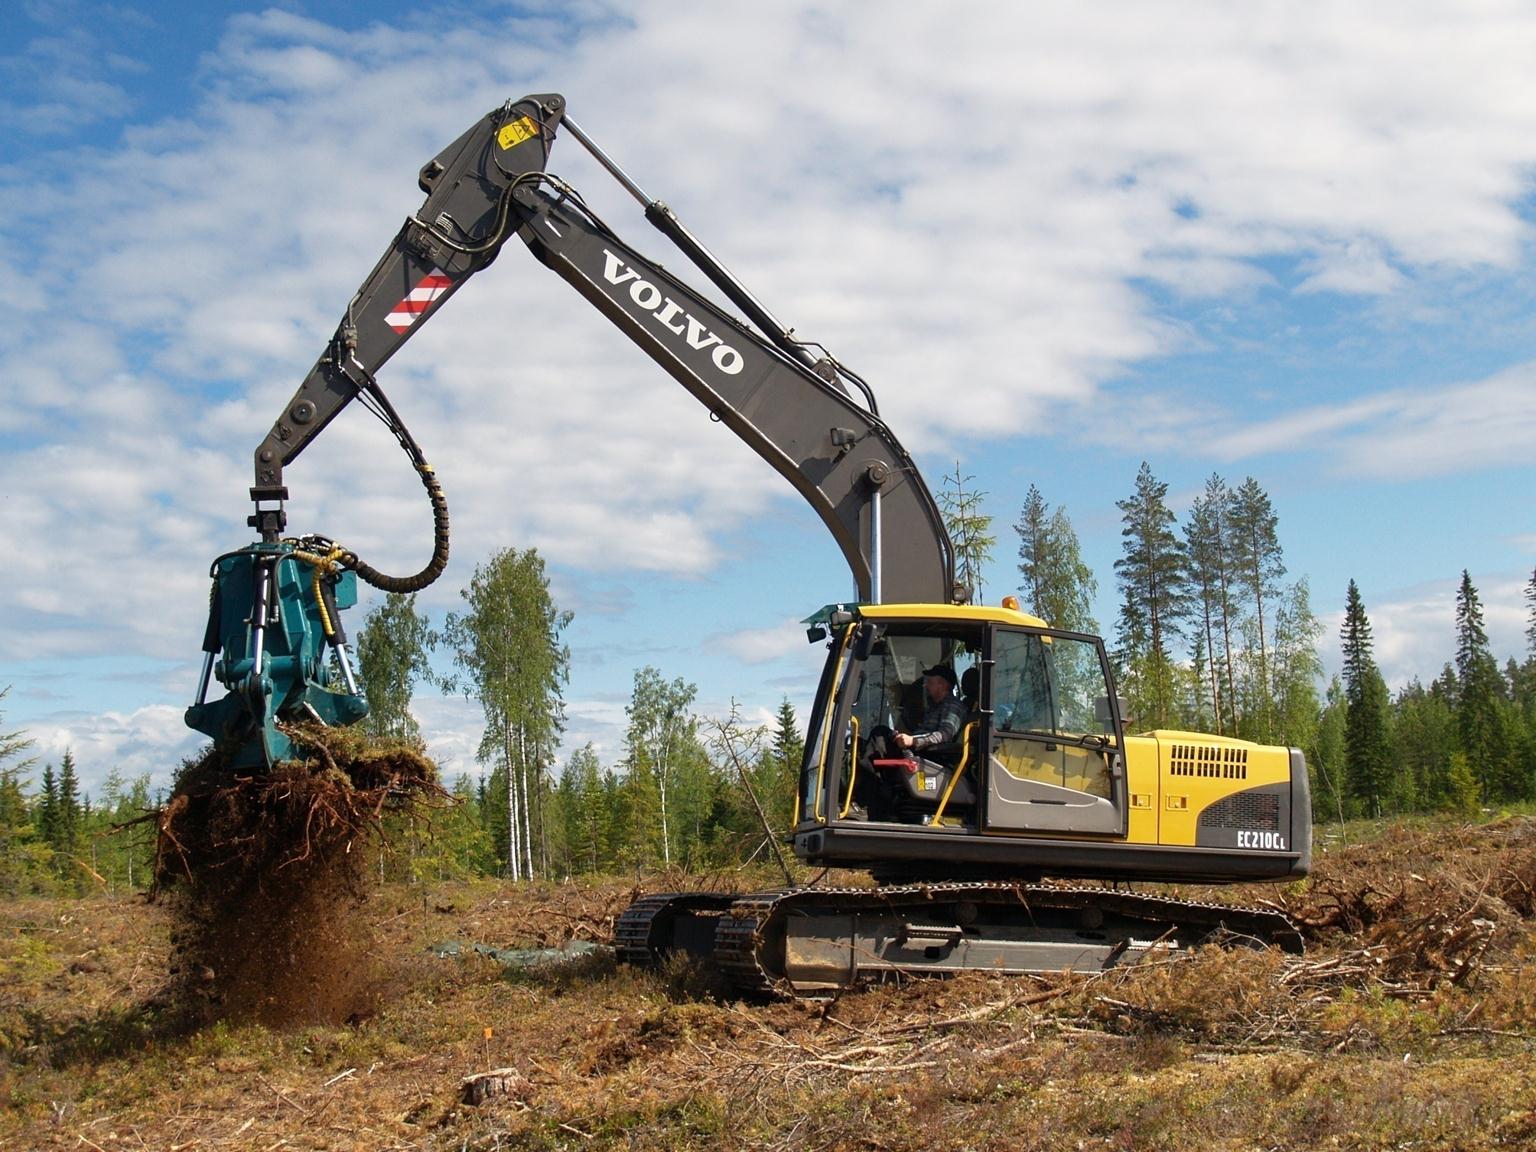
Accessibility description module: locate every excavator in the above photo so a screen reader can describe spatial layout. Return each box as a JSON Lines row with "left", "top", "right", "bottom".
{"left": 187, "top": 93, "right": 1311, "bottom": 997}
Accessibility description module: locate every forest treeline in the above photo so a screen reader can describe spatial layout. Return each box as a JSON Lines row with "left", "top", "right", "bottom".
{"left": 3, "top": 463, "right": 1535, "bottom": 894}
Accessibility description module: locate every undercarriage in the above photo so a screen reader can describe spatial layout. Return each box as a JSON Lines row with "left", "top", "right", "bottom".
{"left": 615, "top": 883, "right": 1303, "bottom": 999}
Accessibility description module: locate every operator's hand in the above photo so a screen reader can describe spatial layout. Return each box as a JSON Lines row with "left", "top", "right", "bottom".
{"left": 894, "top": 731, "right": 915, "bottom": 750}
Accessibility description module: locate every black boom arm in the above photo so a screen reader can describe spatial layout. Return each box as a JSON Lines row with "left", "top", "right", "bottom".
{"left": 252, "top": 93, "right": 956, "bottom": 605}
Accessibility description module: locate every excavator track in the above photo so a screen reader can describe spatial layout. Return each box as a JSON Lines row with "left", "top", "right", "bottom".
{"left": 618, "top": 884, "right": 1302, "bottom": 999}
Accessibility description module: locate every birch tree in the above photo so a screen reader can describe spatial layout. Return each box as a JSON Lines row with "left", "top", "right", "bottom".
{"left": 622, "top": 667, "right": 699, "bottom": 868}
{"left": 441, "top": 548, "right": 571, "bottom": 880}
{"left": 356, "top": 592, "right": 434, "bottom": 743}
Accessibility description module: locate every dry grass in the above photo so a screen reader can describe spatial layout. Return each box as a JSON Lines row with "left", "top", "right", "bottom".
{"left": 1, "top": 816, "right": 1534, "bottom": 1150}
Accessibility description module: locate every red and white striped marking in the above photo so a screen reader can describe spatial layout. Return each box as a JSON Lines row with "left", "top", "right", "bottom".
{"left": 385, "top": 269, "right": 452, "bottom": 333}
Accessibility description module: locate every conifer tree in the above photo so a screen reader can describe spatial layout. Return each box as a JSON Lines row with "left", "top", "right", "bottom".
{"left": 1113, "top": 463, "right": 1188, "bottom": 727}
{"left": 1231, "top": 478, "right": 1286, "bottom": 735}
{"left": 768, "top": 698, "right": 805, "bottom": 829}
{"left": 940, "top": 462, "right": 996, "bottom": 601}
{"left": 1341, "top": 580, "right": 1392, "bottom": 817}
{"left": 37, "top": 762, "right": 59, "bottom": 854}
{"left": 560, "top": 743, "right": 609, "bottom": 875}
{"left": 1013, "top": 485, "right": 1098, "bottom": 633}
{"left": 1392, "top": 679, "right": 1455, "bottom": 812}
{"left": 0, "top": 688, "right": 49, "bottom": 896}
{"left": 1183, "top": 475, "right": 1239, "bottom": 733}
{"left": 56, "top": 751, "right": 82, "bottom": 866}
{"left": 1455, "top": 570, "right": 1517, "bottom": 801}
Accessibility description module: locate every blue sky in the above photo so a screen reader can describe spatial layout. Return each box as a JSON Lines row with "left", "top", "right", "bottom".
{"left": 4, "top": 1, "right": 1536, "bottom": 797}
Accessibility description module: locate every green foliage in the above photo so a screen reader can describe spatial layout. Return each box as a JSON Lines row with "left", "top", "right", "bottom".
{"left": 939, "top": 461, "right": 996, "bottom": 601}
{"left": 1184, "top": 474, "right": 1240, "bottom": 735}
{"left": 1310, "top": 677, "right": 1348, "bottom": 824}
{"left": 556, "top": 744, "right": 611, "bottom": 876}
{"left": 620, "top": 667, "right": 709, "bottom": 869}
{"left": 1456, "top": 570, "right": 1520, "bottom": 802}
{"left": 1114, "top": 462, "right": 1188, "bottom": 728}
{"left": 440, "top": 547, "right": 572, "bottom": 880}
{"left": 1014, "top": 484, "right": 1098, "bottom": 633}
{"left": 1230, "top": 476, "right": 1286, "bottom": 734}
{"left": 355, "top": 592, "right": 434, "bottom": 742}
{"left": 1341, "top": 580, "right": 1393, "bottom": 818}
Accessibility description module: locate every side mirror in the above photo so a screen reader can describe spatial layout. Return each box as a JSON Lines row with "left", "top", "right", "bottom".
{"left": 1094, "top": 695, "right": 1131, "bottom": 728}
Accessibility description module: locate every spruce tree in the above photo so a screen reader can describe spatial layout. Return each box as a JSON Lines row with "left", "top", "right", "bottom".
{"left": 1230, "top": 478, "right": 1286, "bottom": 735}
{"left": 56, "top": 750, "right": 82, "bottom": 864}
{"left": 769, "top": 698, "right": 805, "bottom": 828}
{"left": 1392, "top": 679, "right": 1457, "bottom": 812}
{"left": 1013, "top": 485, "right": 1098, "bottom": 633}
{"left": 1455, "top": 571, "right": 1517, "bottom": 801}
{"left": 560, "top": 743, "right": 609, "bottom": 875}
{"left": 0, "top": 688, "right": 48, "bottom": 896}
{"left": 940, "top": 462, "right": 996, "bottom": 601}
{"left": 1340, "top": 580, "right": 1392, "bottom": 817}
{"left": 37, "top": 762, "right": 59, "bottom": 853}
{"left": 1113, "top": 463, "right": 1189, "bottom": 727}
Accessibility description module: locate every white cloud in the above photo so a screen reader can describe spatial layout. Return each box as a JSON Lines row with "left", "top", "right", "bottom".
{"left": 6, "top": 3, "right": 1536, "bottom": 781}
{"left": 1207, "top": 361, "right": 1536, "bottom": 477}
{"left": 27, "top": 705, "right": 205, "bottom": 798}
{"left": 1320, "top": 571, "right": 1533, "bottom": 691}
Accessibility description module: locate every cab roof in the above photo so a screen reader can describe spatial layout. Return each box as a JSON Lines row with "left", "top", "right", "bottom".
{"left": 806, "top": 601, "right": 1051, "bottom": 630}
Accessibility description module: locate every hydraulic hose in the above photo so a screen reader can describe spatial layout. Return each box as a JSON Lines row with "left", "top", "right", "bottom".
{"left": 343, "top": 461, "right": 450, "bottom": 594}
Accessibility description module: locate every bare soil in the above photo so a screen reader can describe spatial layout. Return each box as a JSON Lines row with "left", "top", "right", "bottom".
{"left": 153, "top": 727, "right": 444, "bottom": 1027}
{"left": 1, "top": 815, "right": 1533, "bottom": 1151}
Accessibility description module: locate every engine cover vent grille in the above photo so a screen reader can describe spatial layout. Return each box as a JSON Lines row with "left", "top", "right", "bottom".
{"left": 1199, "top": 790, "right": 1280, "bottom": 831}
{"left": 1169, "top": 742, "right": 1248, "bottom": 780}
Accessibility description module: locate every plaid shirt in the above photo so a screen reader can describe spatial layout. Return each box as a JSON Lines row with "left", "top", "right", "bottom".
{"left": 909, "top": 693, "right": 967, "bottom": 750}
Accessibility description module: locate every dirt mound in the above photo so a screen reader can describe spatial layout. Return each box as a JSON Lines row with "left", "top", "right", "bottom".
{"left": 154, "top": 724, "right": 444, "bottom": 1028}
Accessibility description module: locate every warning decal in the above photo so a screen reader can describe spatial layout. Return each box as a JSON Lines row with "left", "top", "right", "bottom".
{"left": 385, "top": 269, "right": 452, "bottom": 333}
{"left": 497, "top": 115, "right": 541, "bottom": 150}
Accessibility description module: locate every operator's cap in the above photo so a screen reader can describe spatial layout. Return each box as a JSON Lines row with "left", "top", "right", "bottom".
{"left": 921, "top": 664, "right": 957, "bottom": 688}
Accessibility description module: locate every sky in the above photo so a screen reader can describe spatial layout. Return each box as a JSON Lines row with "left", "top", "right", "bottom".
{"left": 3, "top": 1, "right": 1536, "bottom": 798}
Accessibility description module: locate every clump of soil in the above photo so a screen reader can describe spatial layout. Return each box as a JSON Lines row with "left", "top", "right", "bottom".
{"left": 154, "top": 723, "right": 444, "bottom": 1028}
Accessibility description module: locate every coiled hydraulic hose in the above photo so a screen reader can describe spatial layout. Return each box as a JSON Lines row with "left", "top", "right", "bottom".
{"left": 342, "top": 460, "right": 450, "bottom": 594}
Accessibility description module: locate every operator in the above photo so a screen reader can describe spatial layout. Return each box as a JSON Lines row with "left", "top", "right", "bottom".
{"left": 851, "top": 665, "right": 967, "bottom": 821}
{"left": 891, "top": 665, "right": 967, "bottom": 756}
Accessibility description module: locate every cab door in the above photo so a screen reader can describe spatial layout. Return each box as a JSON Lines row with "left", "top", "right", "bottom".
{"left": 982, "top": 626, "right": 1127, "bottom": 837}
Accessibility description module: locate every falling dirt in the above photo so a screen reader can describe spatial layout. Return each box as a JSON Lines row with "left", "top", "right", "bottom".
{"left": 153, "top": 723, "right": 445, "bottom": 1028}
